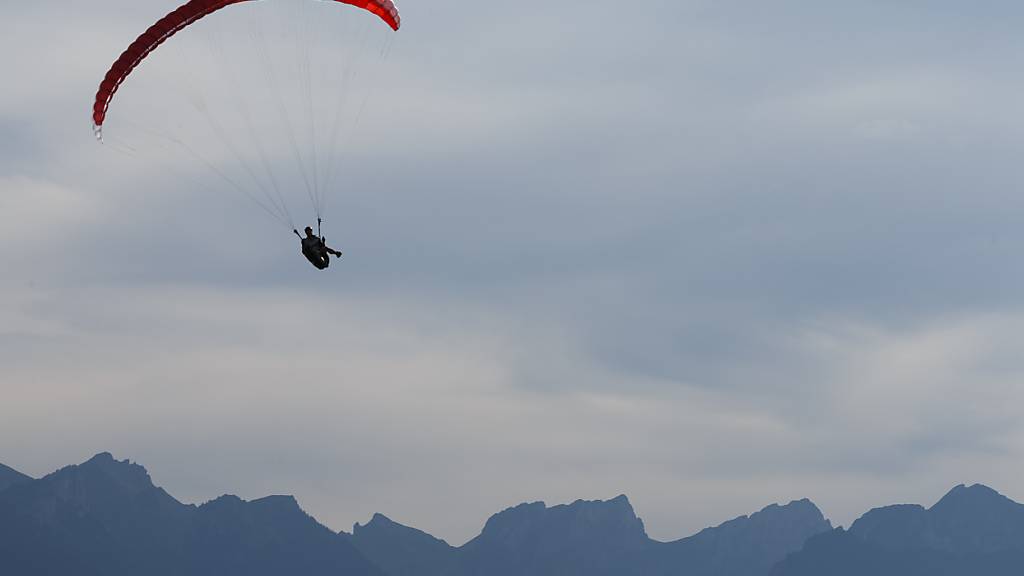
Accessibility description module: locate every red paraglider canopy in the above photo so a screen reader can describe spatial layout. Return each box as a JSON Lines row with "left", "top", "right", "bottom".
{"left": 92, "top": 0, "right": 400, "bottom": 134}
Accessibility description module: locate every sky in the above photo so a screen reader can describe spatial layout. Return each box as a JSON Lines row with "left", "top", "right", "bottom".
{"left": 3, "top": 0, "right": 1024, "bottom": 545}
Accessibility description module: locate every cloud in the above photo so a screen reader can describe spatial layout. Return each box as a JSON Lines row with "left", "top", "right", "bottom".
{"left": 3, "top": 0, "right": 1024, "bottom": 546}
{"left": 3, "top": 277, "right": 1024, "bottom": 541}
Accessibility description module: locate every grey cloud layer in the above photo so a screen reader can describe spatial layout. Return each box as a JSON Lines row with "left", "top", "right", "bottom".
{"left": 2, "top": 0, "right": 1024, "bottom": 543}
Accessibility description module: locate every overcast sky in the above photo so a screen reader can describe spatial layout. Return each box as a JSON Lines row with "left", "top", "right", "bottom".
{"left": 3, "top": 0, "right": 1024, "bottom": 544}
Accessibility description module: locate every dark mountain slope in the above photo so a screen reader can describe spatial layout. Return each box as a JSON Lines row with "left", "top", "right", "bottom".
{"left": 0, "top": 452, "right": 192, "bottom": 575}
{"left": 0, "top": 453, "right": 381, "bottom": 576}
{"left": 451, "top": 495, "right": 651, "bottom": 576}
{"left": 24, "top": 453, "right": 1021, "bottom": 576}
{"left": 352, "top": 513, "right": 457, "bottom": 576}
{"left": 0, "top": 462, "right": 32, "bottom": 492}
{"left": 349, "top": 495, "right": 831, "bottom": 576}
{"left": 771, "top": 484, "right": 1024, "bottom": 576}
{"left": 189, "top": 494, "right": 381, "bottom": 575}
{"left": 645, "top": 498, "right": 832, "bottom": 576}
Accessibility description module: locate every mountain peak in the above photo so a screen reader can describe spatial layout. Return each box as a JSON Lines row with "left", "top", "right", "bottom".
{"left": 929, "top": 483, "right": 1023, "bottom": 532}
{"left": 1, "top": 455, "right": 382, "bottom": 576}
{"left": 355, "top": 512, "right": 398, "bottom": 531}
{"left": 370, "top": 512, "right": 394, "bottom": 524}
{"left": 352, "top": 512, "right": 451, "bottom": 546}
{"left": 599, "top": 494, "right": 635, "bottom": 513}
{"left": 846, "top": 484, "right": 1024, "bottom": 557}
{"left": 696, "top": 498, "right": 830, "bottom": 536}
{"left": 476, "top": 495, "right": 648, "bottom": 551}
{"left": 86, "top": 452, "right": 115, "bottom": 464}
{"left": 562, "top": 494, "right": 640, "bottom": 519}
{"left": 350, "top": 511, "right": 455, "bottom": 576}
{"left": 657, "top": 498, "right": 831, "bottom": 576}
{"left": 78, "top": 452, "right": 155, "bottom": 494}
{"left": 679, "top": 497, "right": 831, "bottom": 548}
{"left": 932, "top": 483, "right": 1009, "bottom": 510}
{"left": 252, "top": 494, "right": 300, "bottom": 507}
{"left": 755, "top": 499, "right": 826, "bottom": 520}
{"left": 245, "top": 495, "right": 312, "bottom": 524}
{"left": 775, "top": 486, "right": 1024, "bottom": 574}
{"left": 203, "top": 494, "right": 306, "bottom": 519}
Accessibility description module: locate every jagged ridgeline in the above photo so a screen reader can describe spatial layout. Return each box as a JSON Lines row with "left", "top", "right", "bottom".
{"left": 352, "top": 495, "right": 830, "bottom": 576}
{"left": 2, "top": 453, "right": 1023, "bottom": 575}
{"left": 0, "top": 453, "right": 379, "bottom": 576}
{"left": 771, "top": 484, "right": 1024, "bottom": 576}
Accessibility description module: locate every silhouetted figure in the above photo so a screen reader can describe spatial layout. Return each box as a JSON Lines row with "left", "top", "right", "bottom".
{"left": 295, "top": 226, "right": 342, "bottom": 270}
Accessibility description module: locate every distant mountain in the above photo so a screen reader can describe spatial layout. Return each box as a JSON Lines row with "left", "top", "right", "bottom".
{"left": 0, "top": 453, "right": 381, "bottom": 576}
{"left": 189, "top": 493, "right": 379, "bottom": 576}
{"left": 352, "top": 513, "right": 457, "bottom": 576}
{"left": 0, "top": 453, "right": 834, "bottom": 576}
{"left": 350, "top": 495, "right": 831, "bottom": 576}
{"left": 452, "top": 495, "right": 651, "bottom": 576}
{"left": 11, "top": 453, "right": 1017, "bottom": 576}
{"left": 771, "top": 484, "right": 1024, "bottom": 576}
{"left": 643, "top": 498, "right": 832, "bottom": 576}
{"left": 0, "top": 462, "right": 31, "bottom": 492}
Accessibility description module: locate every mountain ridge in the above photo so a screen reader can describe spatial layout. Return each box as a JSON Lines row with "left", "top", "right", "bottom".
{"left": 772, "top": 484, "right": 1024, "bottom": 576}
{"left": 0, "top": 453, "right": 831, "bottom": 576}
{"left": 349, "top": 491, "right": 830, "bottom": 576}
{"left": 0, "top": 453, "right": 381, "bottom": 576}
{"left": 4, "top": 453, "right": 1021, "bottom": 576}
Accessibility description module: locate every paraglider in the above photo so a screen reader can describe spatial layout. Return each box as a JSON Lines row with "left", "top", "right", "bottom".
{"left": 92, "top": 0, "right": 401, "bottom": 269}
{"left": 295, "top": 224, "right": 342, "bottom": 270}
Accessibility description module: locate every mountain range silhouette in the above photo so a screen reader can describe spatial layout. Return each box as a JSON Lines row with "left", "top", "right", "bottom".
{"left": 771, "top": 483, "right": 1024, "bottom": 576}
{"left": 1, "top": 453, "right": 1021, "bottom": 575}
